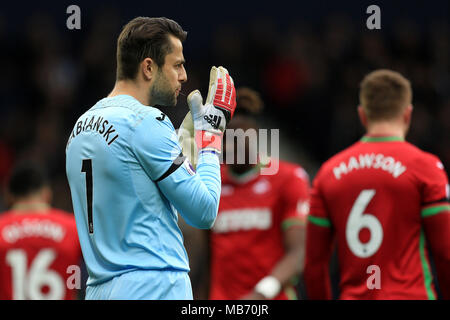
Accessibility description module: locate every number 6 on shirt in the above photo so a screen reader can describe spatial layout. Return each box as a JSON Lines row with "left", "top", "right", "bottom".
{"left": 345, "top": 189, "right": 383, "bottom": 258}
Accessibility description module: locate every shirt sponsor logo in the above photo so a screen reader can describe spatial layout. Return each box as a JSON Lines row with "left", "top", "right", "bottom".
{"left": 333, "top": 153, "right": 406, "bottom": 180}
{"left": 213, "top": 208, "right": 272, "bottom": 233}
{"left": 2, "top": 219, "right": 66, "bottom": 243}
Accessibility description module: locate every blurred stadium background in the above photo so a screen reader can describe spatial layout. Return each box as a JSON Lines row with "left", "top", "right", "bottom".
{"left": 0, "top": 0, "right": 448, "bottom": 298}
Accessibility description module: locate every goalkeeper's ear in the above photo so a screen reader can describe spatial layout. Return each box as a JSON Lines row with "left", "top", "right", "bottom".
{"left": 178, "top": 111, "right": 198, "bottom": 169}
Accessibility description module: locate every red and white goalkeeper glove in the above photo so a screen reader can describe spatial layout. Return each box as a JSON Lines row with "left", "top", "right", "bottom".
{"left": 187, "top": 66, "right": 236, "bottom": 155}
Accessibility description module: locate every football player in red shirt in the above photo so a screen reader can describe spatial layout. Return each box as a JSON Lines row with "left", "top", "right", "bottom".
{"left": 304, "top": 69, "right": 450, "bottom": 300}
{"left": 208, "top": 88, "right": 310, "bottom": 300}
{"left": 0, "top": 163, "right": 83, "bottom": 300}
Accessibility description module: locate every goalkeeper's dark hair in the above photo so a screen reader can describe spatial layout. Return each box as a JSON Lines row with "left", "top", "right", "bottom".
{"left": 7, "top": 162, "right": 49, "bottom": 198}
{"left": 116, "top": 17, "right": 187, "bottom": 80}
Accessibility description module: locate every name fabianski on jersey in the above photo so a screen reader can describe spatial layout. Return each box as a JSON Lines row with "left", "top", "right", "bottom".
{"left": 333, "top": 153, "right": 406, "bottom": 180}
{"left": 66, "top": 114, "right": 119, "bottom": 149}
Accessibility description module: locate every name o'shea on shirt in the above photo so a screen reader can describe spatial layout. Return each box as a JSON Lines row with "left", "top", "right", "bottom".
{"left": 333, "top": 153, "right": 406, "bottom": 180}
{"left": 2, "top": 219, "right": 66, "bottom": 244}
{"left": 66, "top": 114, "right": 119, "bottom": 149}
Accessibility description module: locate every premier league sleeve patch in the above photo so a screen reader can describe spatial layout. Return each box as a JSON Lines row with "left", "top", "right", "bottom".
{"left": 183, "top": 158, "right": 196, "bottom": 176}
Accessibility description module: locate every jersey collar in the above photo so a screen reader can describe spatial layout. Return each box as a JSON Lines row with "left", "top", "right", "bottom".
{"left": 11, "top": 202, "right": 51, "bottom": 213}
{"left": 360, "top": 135, "right": 404, "bottom": 143}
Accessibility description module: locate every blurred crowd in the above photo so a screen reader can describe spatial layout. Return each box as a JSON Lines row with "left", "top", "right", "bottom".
{"left": 0, "top": 6, "right": 448, "bottom": 213}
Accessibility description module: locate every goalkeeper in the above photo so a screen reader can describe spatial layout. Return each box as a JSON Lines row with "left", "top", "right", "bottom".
{"left": 65, "top": 17, "right": 236, "bottom": 300}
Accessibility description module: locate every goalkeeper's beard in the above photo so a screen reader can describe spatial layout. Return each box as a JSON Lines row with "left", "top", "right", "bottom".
{"left": 149, "top": 70, "right": 177, "bottom": 107}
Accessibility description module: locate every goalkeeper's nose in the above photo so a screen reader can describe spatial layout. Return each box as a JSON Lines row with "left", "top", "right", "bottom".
{"left": 178, "top": 65, "right": 187, "bottom": 83}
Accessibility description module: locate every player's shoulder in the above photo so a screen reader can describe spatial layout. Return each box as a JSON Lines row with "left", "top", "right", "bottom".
{"left": 406, "top": 142, "right": 442, "bottom": 162}
{"left": 137, "top": 108, "right": 175, "bottom": 132}
{"left": 127, "top": 104, "right": 175, "bottom": 137}
{"left": 403, "top": 142, "right": 446, "bottom": 173}
{"left": 131, "top": 110, "right": 179, "bottom": 155}
{"left": 318, "top": 141, "right": 361, "bottom": 173}
{"left": 277, "top": 159, "right": 307, "bottom": 176}
{"left": 88, "top": 95, "right": 173, "bottom": 130}
{"left": 34, "top": 209, "right": 76, "bottom": 225}
{"left": 0, "top": 211, "right": 16, "bottom": 226}
{"left": 312, "top": 140, "right": 371, "bottom": 185}
{"left": 45, "top": 208, "right": 76, "bottom": 221}
{"left": 0, "top": 209, "right": 75, "bottom": 227}
{"left": 266, "top": 159, "right": 310, "bottom": 184}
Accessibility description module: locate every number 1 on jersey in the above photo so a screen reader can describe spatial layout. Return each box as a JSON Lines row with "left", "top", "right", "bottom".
{"left": 81, "top": 159, "right": 94, "bottom": 233}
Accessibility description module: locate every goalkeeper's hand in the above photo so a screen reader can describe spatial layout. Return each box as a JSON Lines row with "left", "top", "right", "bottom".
{"left": 187, "top": 66, "right": 236, "bottom": 154}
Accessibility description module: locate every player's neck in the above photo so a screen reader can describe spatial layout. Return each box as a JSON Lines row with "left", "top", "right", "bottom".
{"left": 108, "top": 80, "right": 149, "bottom": 106}
{"left": 11, "top": 200, "right": 51, "bottom": 214}
{"left": 365, "top": 122, "right": 405, "bottom": 139}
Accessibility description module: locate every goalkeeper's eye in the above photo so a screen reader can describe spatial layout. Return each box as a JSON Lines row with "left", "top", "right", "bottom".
{"left": 174, "top": 60, "right": 185, "bottom": 69}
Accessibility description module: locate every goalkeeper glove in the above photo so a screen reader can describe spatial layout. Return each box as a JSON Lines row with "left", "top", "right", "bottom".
{"left": 178, "top": 111, "right": 198, "bottom": 169}
{"left": 187, "top": 66, "right": 236, "bottom": 155}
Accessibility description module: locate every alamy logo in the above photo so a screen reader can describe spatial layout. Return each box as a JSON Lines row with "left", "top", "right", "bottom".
{"left": 367, "top": 265, "right": 381, "bottom": 290}
{"left": 366, "top": 5, "right": 381, "bottom": 30}
{"left": 204, "top": 114, "right": 221, "bottom": 130}
{"left": 66, "top": 5, "right": 81, "bottom": 30}
{"left": 174, "top": 127, "right": 280, "bottom": 175}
